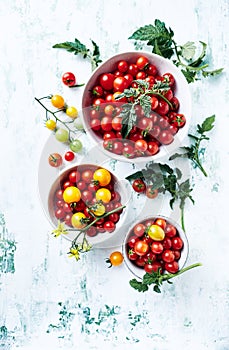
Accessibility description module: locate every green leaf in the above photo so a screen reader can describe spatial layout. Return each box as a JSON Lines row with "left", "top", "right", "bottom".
{"left": 129, "top": 19, "right": 174, "bottom": 59}
{"left": 125, "top": 171, "right": 144, "bottom": 182}
{"left": 129, "top": 279, "right": 148, "bottom": 292}
{"left": 120, "top": 104, "right": 137, "bottom": 138}
{"left": 197, "top": 115, "right": 215, "bottom": 134}
{"left": 153, "top": 285, "right": 161, "bottom": 293}
{"left": 53, "top": 38, "right": 89, "bottom": 56}
{"left": 152, "top": 80, "right": 170, "bottom": 92}
{"left": 90, "top": 39, "right": 102, "bottom": 70}
{"left": 190, "top": 41, "right": 207, "bottom": 67}
{"left": 142, "top": 271, "right": 158, "bottom": 285}
{"left": 180, "top": 41, "right": 196, "bottom": 60}
{"left": 181, "top": 69, "right": 197, "bottom": 83}
{"left": 139, "top": 95, "right": 151, "bottom": 117}
{"left": 175, "top": 167, "right": 182, "bottom": 180}
{"left": 158, "top": 163, "right": 174, "bottom": 175}
{"left": 202, "top": 68, "right": 224, "bottom": 77}
{"left": 135, "top": 79, "right": 150, "bottom": 89}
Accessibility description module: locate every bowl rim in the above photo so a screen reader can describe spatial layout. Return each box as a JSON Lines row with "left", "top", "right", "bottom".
{"left": 81, "top": 51, "right": 192, "bottom": 164}
{"left": 122, "top": 214, "right": 189, "bottom": 279}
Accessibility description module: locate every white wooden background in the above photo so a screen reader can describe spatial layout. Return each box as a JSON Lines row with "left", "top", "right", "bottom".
{"left": 0, "top": 0, "right": 228, "bottom": 349}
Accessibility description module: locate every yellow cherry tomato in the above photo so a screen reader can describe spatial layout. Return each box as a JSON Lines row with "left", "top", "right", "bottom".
{"left": 147, "top": 224, "right": 165, "bottom": 241}
{"left": 90, "top": 203, "right": 106, "bottom": 216}
{"left": 45, "top": 119, "right": 57, "bottom": 130}
{"left": 93, "top": 168, "right": 111, "bottom": 186}
{"left": 96, "top": 188, "right": 111, "bottom": 203}
{"left": 107, "top": 251, "right": 124, "bottom": 267}
{"left": 71, "top": 212, "right": 87, "bottom": 229}
{"left": 63, "top": 186, "right": 81, "bottom": 203}
{"left": 51, "top": 95, "right": 65, "bottom": 109}
{"left": 66, "top": 106, "right": 78, "bottom": 119}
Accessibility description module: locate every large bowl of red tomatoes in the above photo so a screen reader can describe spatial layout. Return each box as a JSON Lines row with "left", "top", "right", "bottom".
{"left": 82, "top": 51, "right": 191, "bottom": 163}
{"left": 122, "top": 215, "right": 189, "bottom": 279}
{"left": 48, "top": 164, "right": 130, "bottom": 245}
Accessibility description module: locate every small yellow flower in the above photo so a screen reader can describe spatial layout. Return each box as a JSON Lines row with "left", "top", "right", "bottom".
{"left": 51, "top": 221, "right": 68, "bottom": 237}
{"left": 68, "top": 248, "right": 80, "bottom": 261}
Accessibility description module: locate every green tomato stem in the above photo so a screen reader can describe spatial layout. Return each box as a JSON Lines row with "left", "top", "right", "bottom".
{"left": 163, "top": 262, "right": 202, "bottom": 282}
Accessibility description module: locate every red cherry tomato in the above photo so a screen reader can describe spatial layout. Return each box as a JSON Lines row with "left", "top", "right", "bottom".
{"left": 134, "top": 240, "right": 149, "bottom": 256}
{"left": 132, "top": 179, "right": 146, "bottom": 193}
{"left": 151, "top": 242, "right": 164, "bottom": 254}
{"left": 165, "top": 261, "right": 179, "bottom": 274}
{"left": 99, "top": 73, "right": 115, "bottom": 90}
{"left": 134, "top": 223, "right": 146, "bottom": 237}
{"left": 117, "top": 60, "right": 129, "bottom": 73}
{"left": 136, "top": 56, "right": 149, "bottom": 70}
{"left": 62, "top": 72, "right": 76, "bottom": 86}
{"left": 64, "top": 151, "right": 75, "bottom": 162}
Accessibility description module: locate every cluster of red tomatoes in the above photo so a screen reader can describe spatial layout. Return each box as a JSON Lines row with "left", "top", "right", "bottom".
{"left": 53, "top": 165, "right": 124, "bottom": 236}
{"left": 87, "top": 55, "right": 186, "bottom": 158}
{"left": 126, "top": 217, "right": 184, "bottom": 274}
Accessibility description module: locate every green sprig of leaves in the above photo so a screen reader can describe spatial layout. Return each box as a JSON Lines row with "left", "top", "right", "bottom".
{"left": 129, "top": 19, "right": 223, "bottom": 83}
{"left": 125, "top": 162, "right": 194, "bottom": 232}
{"left": 53, "top": 38, "right": 102, "bottom": 71}
{"left": 129, "top": 263, "right": 202, "bottom": 293}
{"left": 116, "top": 79, "right": 171, "bottom": 138}
{"left": 169, "top": 115, "right": 215, "bottom": 177}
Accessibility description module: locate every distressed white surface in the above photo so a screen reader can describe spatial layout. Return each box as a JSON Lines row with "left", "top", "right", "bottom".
{"left": 0, "top": 0, "right": 228, "bottom": 349}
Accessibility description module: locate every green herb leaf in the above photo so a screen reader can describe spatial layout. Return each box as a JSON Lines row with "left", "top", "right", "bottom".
{"left": 190, "top": 41, "right": 207, "bottom": 67}
{"left": 53, "top": 38, "right": 101, "bottom": 71}
{"left": 53, "top": 38, "right": 88, "bottom": 56}
{"left": 90, "top": 39, "right": 102, "bottom": 70}
{"left": 180, "top": 41, "right": 196, "bottom": 60}
{"left": 202, "top": 68, "right": 224, "bottom": 77}
{"left": 197, "top": 115, "right": 215, "bottom": 134}
{"left": 129, "top": 279, "right": 148, "bottom": 292}
{"left": 120, "top": 103, "right": 137, "bottom": 138}
{"left": 129, "top": 19, "right": 174, "bottom": 58}
{"left": 139, "top": 95, "right": 151, "bottom": 117}
{"left": 181, "top": 69, "right": 197, "bottom": 83}
{"left": 153, "top": 285, "right": 161, "bottom": 293}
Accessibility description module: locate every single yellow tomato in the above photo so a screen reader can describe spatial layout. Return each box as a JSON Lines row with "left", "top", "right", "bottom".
{"left": 71, "top": 212, "right": 87, "bottom": 229}
{"left": 93, "top": 168, "right": 111, "bottom": 186}
{"left": 51, "top": 94, "right": 65, "bottom": 109}
{"left": 90, "top": 203, "right": 106, "bottom": 216}
{"left": 63, "top": 186, "right": 81, "bottom": 203}
{"left": 147, "top": 224, "right": 165, "bottom": 241}
{"left": 66, "top": 106, "right": 78, "bottom": 119}
{"left": 45, "top": 119, "right": 57, "bottom": 130}
{"left": 107, "top": 251, "right": 124, "bottom": 267}
{"left": 96, "top": 188, "right": 111, "bottom": 203}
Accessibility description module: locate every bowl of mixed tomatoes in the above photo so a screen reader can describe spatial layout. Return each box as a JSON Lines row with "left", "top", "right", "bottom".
{"left": 48, "top": 164, "right": 130, "bottom": 245}
{"left": 82, "top": 51, "right": 191, "bottom": 162}
{"left": 122, "top": 215, "right": 189, "bottom": 279}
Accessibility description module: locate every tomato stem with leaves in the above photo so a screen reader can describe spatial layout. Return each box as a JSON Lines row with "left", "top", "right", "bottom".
{"left": 169, "top": 115, "right": 215, "bottom": 177}
{"left": 52, "top": 204, "right": 126, "bottom": 261}
{"left": 128, "top": 19, "right": 223, "bottom": 83}
{"left": 35, "top": 96, "right": 81, "bottom": 142}
{"left": 52, "top": 38, "right": 102, "bottom": 71}
{"left": 115, "top": 79, "right": 171, "bottom": 138}
{"left": 126, "top": 163, "right": 194, "bottom": 232}
{"left": 129, "top": 262, "right": 202, "bottom": 293}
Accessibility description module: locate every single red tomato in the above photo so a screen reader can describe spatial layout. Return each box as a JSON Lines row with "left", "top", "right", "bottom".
{"left": 62, "top": 72, "right": 76, "bottom": 86}
{"left": 134, "top": 240, "right": 149, "bottom": 256}
{"left": 48, "top": 153, "right": 63, "bottom": 167}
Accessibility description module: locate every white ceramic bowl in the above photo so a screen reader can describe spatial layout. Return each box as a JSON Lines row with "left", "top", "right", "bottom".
{"left": 82, "top": 51, "right": 192, "bottom": 163}
{"left": 122, "top": 215, "right": 189, "bottom": 279}
{"left": 48, "top": 164, "right": 131, "bottom": 246}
